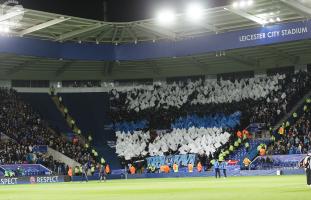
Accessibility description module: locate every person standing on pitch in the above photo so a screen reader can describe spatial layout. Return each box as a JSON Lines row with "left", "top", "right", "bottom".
{"left": 303, "top": 153, "right": 311, "bottom": 187}
{"left": 220, "top": 161, "right": 228, "bottom": 178}
{"left": 99, "top": 165, "right": 107, "bottom": 182}
{"left": 82, "top": 163, "right": 88, "bottom": 182}
{"left": 214, "top": 160, "right": 221, "bottom": 178}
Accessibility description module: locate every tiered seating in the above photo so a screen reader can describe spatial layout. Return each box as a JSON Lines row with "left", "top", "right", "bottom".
{"left": 113, "top": 75, "right": 283, "bottom": 112}
{"left": 269, "top": 97, "right": 311, "bottom": 155}
{"left": 59, "top": 93, "right": 120, "bottom": 168}
{"left": 228, "top": 139, "right": 266, "bottom": 161}
{"left": 0, "top": 164, "right": 51, "bottom": 176}
{"left": 171, "top": 112, "right": 241, "bottom": 129}
{"left": 111, "top": 71, "right": 311, "bottom": 131}
{"left": 110, "top": 71, "right": 311, "bottom": 170}
{"left": 0, "top": 88, "right": 98, "bottom": 172}
{"left": 20, "top": 93, "right": 71, "bottom": 133}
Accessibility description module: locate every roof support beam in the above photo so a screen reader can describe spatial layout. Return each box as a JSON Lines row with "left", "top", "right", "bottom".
{"left": 134, "top": 26, "right": 158, "bottom": 39}
{"left": 266, "top": 46, "right": 300, "bottom": 64}
{"left": 136, "top": 23, "right": 177, "bottom": 40}
{"left": 146, "top": 60, "right": 160, "bottom": 75}
{"left": 111, "top": 27, "right": 119, "bottom": 43}
{"left": 6, "top": 60, "right": 38, "bottom": 76}
{"left": 0, "top": 10, "right": 24, "bottom": 23}
{"left": 125, "top": 27, "right": 137, "bottom": 42}
{"left": 102, "top": 61, "right": 115, "bottom": 76}
{"left": 55, "top": 61, "right": 75, "bottom": 76}
{"left": 18, "top": 17, "right": 70, "bottom": 36}
{"left": 200, "top": 23, "right": 219, "bottom": 33}
{"left": 56, "top": 23, "right": 103, "bottom": 41}
{"left": 225, "top": 53, "right": 260, "bottom": 67}
{"left": 96, "top": 28, "right": 114, "bottom": 42}
{"left": 189, "top": 57, "right": 209, "bottom": 73}
{"left": 280, "top": 0, "right": 311, "bottom": 17}
{"left": 117, "top": 28, "right": 126, "bottom": 43}
{"left": 224, "top": 7, "right": 267, "bottom": 25}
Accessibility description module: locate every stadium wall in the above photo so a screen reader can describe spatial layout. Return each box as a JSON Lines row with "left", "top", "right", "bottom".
{"left": 71, "top": 169, "right": 305, "bottom": 181}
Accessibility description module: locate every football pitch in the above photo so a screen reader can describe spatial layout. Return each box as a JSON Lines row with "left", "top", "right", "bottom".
{"left": 0, "top": 175, "right": 310, "bottom": 200}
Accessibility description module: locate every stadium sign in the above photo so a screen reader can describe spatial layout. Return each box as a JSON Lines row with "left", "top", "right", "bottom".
{"left": 30, "top": 176, "right": 60, "bottom": 184}
{"left": 0, "top": 177, "right": 18, "bottom": 185}
{"left": 0, "top": 175, "right": 65, "bottom": 185}
{"left": 239, "top": 27, "right": 308, "bottom": 42}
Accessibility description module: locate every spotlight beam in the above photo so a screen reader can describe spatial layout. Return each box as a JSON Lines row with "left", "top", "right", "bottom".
{"left": 200, "top": 24, "right": 219, "bottom": 33}
{"left": 136, "top": 23, "right": 176, "bottom": 40}
{"left": 56, "top": 23, "right": 104, "bottom": 42}
{"left": 224, "top": 7, "right": 267, "bottom": 25}
{"left": 18, "top": 17, "right": 70, "bottom": 36}
{"left": 280, "top": 0, "right": 311, "bottom": 17}
{"left": 0, "top": 10, "right": 25, "bottom": 22}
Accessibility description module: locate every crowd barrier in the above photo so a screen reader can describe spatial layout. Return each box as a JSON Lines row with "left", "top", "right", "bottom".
{"left": 1, "top": 169, "right": 305, "bottom": 185}
{"left": 71, "top": 168, "right": 305, "bottom": 182}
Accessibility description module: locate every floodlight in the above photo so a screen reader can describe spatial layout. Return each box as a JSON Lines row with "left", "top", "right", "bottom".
{"left": 247, "top": 0, "right": 254, "bottom": 6}
{"left": 156, "top": 9, "right": 176, "bottom": 26}
{"left": 239, "top": 1, "right": 246, "bottom": 8}
{"left": 186, "top": 3, "right": 204, "bottom": 22}
{"left": 0, "top": 25, "right": 10, "bottom": 33}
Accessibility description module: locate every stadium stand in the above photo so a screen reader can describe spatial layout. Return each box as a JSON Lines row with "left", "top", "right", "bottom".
{"left": 58, "top": 93, "right": 120, "bottom": 168}
{"left": 110, "top": 71, "right": 311, "bottom": 169}
{"left": 0, "top": 140, "right": 66, "bottom": 175}
{"left": 269, "top": 98, "right": 311, "bottom": 155}
{"left": 0, "top": 88, "right": 99, "bottom": 173}
{"left": 20, "top": 93, "right": 71, "bottom": 133}
{"left": 116, "top": 127, "right": 231, "bottom": 160}
{"left": 110, "top": 71, "right": 310, "bottom": 130}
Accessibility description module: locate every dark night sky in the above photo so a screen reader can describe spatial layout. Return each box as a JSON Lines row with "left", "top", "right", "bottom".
{"left": 19, "top": 0, "right": 230, "bottom": 22}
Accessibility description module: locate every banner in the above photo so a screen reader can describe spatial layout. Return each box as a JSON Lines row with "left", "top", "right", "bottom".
{"left": 146, "top": 154, "right": 197, "bottom": 168}
{"left": 32, "top": 145, "right": 48, "bottom": 153}
{"left": 0, "top": 175, "right": 66, "bottom": 185}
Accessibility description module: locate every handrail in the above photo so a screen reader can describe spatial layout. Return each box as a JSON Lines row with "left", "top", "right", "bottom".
{"left": 248, "top": 156, "right": 259, "bottom": 170}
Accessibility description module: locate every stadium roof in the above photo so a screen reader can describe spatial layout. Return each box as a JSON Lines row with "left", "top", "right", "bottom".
{"left": 0, "top": 0, "right": 311, "bottom": 80}
{"left": 6, "top": 0, "right": 311, "bottom": 44}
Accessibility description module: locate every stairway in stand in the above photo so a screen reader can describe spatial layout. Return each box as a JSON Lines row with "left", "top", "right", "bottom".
{"left": 51, "top": 95, "right": 80, "bottom": 134}
{"left": 57, "top": 93, "right": 121, "bottom": 169}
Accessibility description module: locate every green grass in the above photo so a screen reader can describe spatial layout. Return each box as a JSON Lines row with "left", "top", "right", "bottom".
{"left": 0, "top": 175, "right": 310, "bottom": 200}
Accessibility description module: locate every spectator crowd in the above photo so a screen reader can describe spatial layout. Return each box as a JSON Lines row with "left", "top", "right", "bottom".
{"left": 116, "top": 127, "right": 231, "bottom": 160}
{"left": 0, "top": 88, "right": 98, "bottom": 173}
{"left": 110, "top": 71, "right": 311, "bottom": 130}
{"left": 111, "top": 71, "right": 311, "bottom": 169}
{"left": 269, "top": 99, "right": 311, "bottom": 155}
